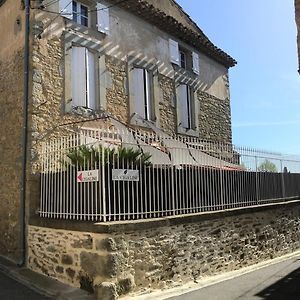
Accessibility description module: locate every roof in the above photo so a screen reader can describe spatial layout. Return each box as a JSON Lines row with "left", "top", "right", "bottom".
{"left": 111, "top": 0, "right": 237, "bottom": 68}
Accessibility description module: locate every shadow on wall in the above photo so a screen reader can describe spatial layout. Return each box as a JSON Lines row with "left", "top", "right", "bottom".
{"left": 256, "top": 265, "right": 300, "bottom": 299}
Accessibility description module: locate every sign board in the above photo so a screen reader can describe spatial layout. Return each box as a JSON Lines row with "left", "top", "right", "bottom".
{"left": 77, "top": 170, "right": 99, "bottom": 183}
{"left": 112, "top": 169, "right": 139, "bottom": 182}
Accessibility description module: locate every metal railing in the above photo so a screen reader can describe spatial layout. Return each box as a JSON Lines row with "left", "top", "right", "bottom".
{"left": 39, "top": 127, "right": 300, "bottom": 221}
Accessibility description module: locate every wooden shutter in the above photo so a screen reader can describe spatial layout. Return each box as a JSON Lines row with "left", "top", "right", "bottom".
{"left": 86, "top": 50, "right": 96, "bottom": 109}
{"left": 72, "top": 47, "right": 86, "bottom": 107}
{"left": 169, "top": 39, "right": 180, "bottom": 65}
{"left": 192, "top": 52, "right": 200, "bottom": 75}
{"left": 59, "top": 0, "right": 73, "bottom": 20}
{"left": 177, "top": 84, "right": 189, "bottom": 128}
{"left": 97, "top": 3, "right": 110, "bottom": 34}
{"left": 131, "top": 68, "right": 146, "bottom": 119}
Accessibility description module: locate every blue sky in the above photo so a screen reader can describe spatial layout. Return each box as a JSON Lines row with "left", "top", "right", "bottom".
{"left": 176, "top": 0, "right": 300, "bottom": 154}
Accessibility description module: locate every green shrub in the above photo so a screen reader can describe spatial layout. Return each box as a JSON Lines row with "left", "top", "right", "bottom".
{"left": 64, "top": 145, "right": 151, "bottom": 168}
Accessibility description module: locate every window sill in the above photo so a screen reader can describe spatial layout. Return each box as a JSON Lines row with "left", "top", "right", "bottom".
{"left": 173, "top": 64, "right": 198, "bottom": 78}
{"left": 177, "top": 126, "right": 199, "bottom": 137}
{"left": 65, "top": 20, "right": 106, "bottom": 40}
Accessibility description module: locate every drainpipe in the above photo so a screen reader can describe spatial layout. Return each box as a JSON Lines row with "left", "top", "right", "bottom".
{"left": 19, "top": 0, "right": 30, "bottom": 267}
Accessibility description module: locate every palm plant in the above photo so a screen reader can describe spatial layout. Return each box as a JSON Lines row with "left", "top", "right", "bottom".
{"left": 64, "top": 145, "right": 151, "bottom": 168}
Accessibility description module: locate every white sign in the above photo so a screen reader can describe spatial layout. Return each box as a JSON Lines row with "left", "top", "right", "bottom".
{"left": 112, "top": 169, "right": 139, "bottom": 182}
{"left": 77, "top": 170, "right": 99, "bottom": 183}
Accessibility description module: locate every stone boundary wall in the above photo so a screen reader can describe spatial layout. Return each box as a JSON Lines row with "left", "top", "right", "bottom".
{"left": 28, "top": 201, "right": 300, "bottom": 298}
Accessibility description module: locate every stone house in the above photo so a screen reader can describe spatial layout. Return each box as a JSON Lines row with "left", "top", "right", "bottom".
{"left": 0, "top": 0, "right": 236, "bottom": 260}
{"left": 6, "top": 0, "right": 289, "bottom": 298}
{"left": 2, "top": 2, "right": 300, "bottom": 300}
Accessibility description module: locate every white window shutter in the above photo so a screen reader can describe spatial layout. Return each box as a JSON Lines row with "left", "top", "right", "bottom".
{"left": 177, "top": 84, "right": 189, "bottom": 128}
{"left": 192, "top": 52, "right": 200, "bottom": 75}
{"left": 59, "top": 0, "right": 73, "bottom": 20}
{"left": 86, "top": 50, "right": 96, "bottom": 109}
{"left": 97, "top": 3, "right": 110, "bottom": 34}
{"left": 169, "top": 39, "right": 180, "bottom": 65}
{"left": 132, "top": 68, "right": 146, "bottom": 118}
{"left": 144, "top": 70, "right": 153, "bottom": 121}
{"left": 72, "top": 47, "right": 86, "bottom": 107}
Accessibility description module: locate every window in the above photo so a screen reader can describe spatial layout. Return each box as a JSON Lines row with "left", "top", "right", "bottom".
{"left": 59, "top": 0, "right": 110, "bottom": 33}
{"left": 169, "top": 39, "right": 200, "bottom": 75}
{"left": 72, "top": 1, "right": 88, "bottom": 26}
{"left": 180, "top": 50, "right": 186, "bottom": 69}
{"left": 177, "top": 84, "right": 194, "bottom": 129}
{"left": 131, "top": 68, "right": 154, "bottom": 121}
{"left": 71, "top": 46, "right": 96, "bottom": 109}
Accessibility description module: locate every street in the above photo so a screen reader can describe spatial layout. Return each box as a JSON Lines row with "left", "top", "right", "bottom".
{"left": 169, "top": 255, "right": 300, "bottom": 300}
{"left": 0, "top": 271, "right": 51, "bottom": 300}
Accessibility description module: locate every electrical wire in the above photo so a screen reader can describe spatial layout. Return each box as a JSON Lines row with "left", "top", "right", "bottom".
{"left": 38, "top": 0, "right": 130, "bottom": 36}
{"left": 39, "top": 0, "right": 130, "bottom": 16}
{"left": 42, "top": 0, "right": 61, "bottom": 8}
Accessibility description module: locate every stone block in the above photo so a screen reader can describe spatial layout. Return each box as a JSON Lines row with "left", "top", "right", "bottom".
{"left": 117, "top": 275, "right": 135, "bottom": 295}
{"left": 61, "top": 254, "right": 73, "bottom": 265}
{"left": 80, "top": 251, "right": 107, "bottom": 278}
{"left": 95, "top": 282, "right": 118, "bottom": 300}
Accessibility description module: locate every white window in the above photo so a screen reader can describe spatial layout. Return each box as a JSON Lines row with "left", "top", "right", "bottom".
{"left": 169, "top": 39, "right": 180, "bottom": 65}
{"left": 177, "top": 84, "right": 194, "bottom": 129}
{"left": 180, "top": 50, "right": 187, "bottom": 69}
{"left": 97, "top": 3, "right": 110, "bottom": 34}
{"left": 131, "top": 68, "right": 154, "bottom": 121}
{"left": 71, "top": 46, "right": 96, "bottom": 109}
{"left": 192, "top": 52, "right": 200, "bottom": 75}
{"left": 72, "top": 1, "right": 88, "bottom": 26}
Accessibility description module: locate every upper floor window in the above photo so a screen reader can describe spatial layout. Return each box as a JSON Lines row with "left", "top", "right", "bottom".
{"left": 130, "top": 67, "right": 155, "bottom": 121}
{"left": 71, "top": 46, "right": 96, "bottom": 109}
{"left": 59, "top": 0, "right": 110, "bottom": 34}
{"left": 72, "top": 1, "right": 88, "bottom": 26}
{"left": 177, "top": 84, "right": 195, "bottom": 130}
{"left": 169, "top": 39, "right": 200, "bottom": 75}
{"left": 180, "top": 50, "right": 187, "bottom": 69}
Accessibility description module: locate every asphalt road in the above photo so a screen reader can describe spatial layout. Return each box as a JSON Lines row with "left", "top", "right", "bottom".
{"left": 169, "top": 255, "right": 300, "bottom": 300}
{"left": 0, "top": 271, "right": 51, "bottom": 300}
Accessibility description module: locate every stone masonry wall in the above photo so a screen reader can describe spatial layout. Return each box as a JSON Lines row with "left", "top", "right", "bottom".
{"left": 158, "top": 75, "right": 177, "bottom": 136}
{"left": 31, "top": 37, "right": 88, "bottom": 172}
{"left": 0, "top": 50, "right": 24, "bottom": 260}
{"left": 106, "top": 56, "right": 129, "bottom": 123}
{"left": 28, "top": 203, "right": 300, "bottom": 298}
{"left": 198, "top": 91, "right": 232, "bottom": 144}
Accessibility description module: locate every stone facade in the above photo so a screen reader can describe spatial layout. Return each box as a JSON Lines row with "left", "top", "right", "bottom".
{"left": 0, "top": 50, "right": 24, "bottom": 260}
{"left": 28, "top": 202, "right": 300, "bottom": 298}
{"left": 106, "top": 56, "right": 129, "bottom": 123}
{"left": 198, "top": 91, "right": 232, "bottom": 144}
{"left": 158, "top": 75, "right": 177, "bottom": 136}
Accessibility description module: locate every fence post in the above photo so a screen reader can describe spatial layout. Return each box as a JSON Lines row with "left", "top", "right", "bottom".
{"left": 171, "top": 155, "right": 176, "bottom": 216}
{"left": 101, "top": 142, "right": 107, "bottom": 222}
{"left": 255, "top": 156, "right": 259, "bottom": 205}
{"left": 280, "top": 160, "right": 286, "bottom": 199}
{"left": 219, "top": 142, "right": 224, "bottom": 210}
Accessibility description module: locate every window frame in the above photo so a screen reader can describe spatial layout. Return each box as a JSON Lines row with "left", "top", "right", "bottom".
{"left": 131, "top": 66, "right": 155, "bottom": 122}
{"left": 71, "top": 46, "right": 97, "bottom": 110}
{"left": 176, "top": 83, "right": 199, "bottom": 136}
{"left": 72, "top": 0, "right": 89, "bottom": 27}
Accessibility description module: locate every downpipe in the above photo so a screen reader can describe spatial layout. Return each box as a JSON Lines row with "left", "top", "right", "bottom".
{"left": 18, "top": 0, "right": 30, "bottom": 267}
